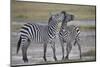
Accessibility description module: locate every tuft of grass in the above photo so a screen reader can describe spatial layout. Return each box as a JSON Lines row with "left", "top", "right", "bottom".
{"left": 82, "top": 49, "right": 96, "bottom": 57}
{"left": 11, "top": 24, "right": 22, "bottom": 32}
{"left": 38, "top": 58, "right": 95, "bottom": 65}
{"left": 16, "top": 15, "right": 28, "bottom": 19}
{"left": 79, "top": 25, "right": 96, "bottom": 30}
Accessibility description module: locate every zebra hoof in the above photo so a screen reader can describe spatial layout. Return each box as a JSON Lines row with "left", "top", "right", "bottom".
{"left": 54, "top": 57, "right": 57, "bottom": 61}
{"left": 23, "top": 58, "right": 28, "bottom": 63}
{"left": 43, "top": 56, "right": 47, "bottom": 61}
{"left": 65, "top": 56, "right": 69, "bottom": 60}
{"left": 80, "top": 55, "right": 82, "bottom": 59}
{"left": 62, "top": 57, "right": 64, "bottom": 60}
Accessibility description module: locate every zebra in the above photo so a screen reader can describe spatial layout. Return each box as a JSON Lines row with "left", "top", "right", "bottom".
{"left": 59, "top": 11, "right": 81, "bottom": 60}
{"left": 16, "top": 11, "right": 66, "bottom": 62}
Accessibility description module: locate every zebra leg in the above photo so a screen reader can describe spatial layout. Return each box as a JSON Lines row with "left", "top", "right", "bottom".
{"left": 43, "top": 43, "right": 47, "bottom": 61}
{"left": 65, "top": 42, "right": 72, "bottom": 59}
{"left": 76, "top": 40, "right": 81, "bottom": 59}
{"left": 60, "top": 39, "right": 64, "bottom": 60}
{"left": 73, "top": 40, "right": 77, "bottom": 46}
{"left": 74, "top": 39, "right": 81, "bottom": 59}
{"left": 51, "top": 42, "right": 57, "bottom": 61}
{"left": 22, "top": 39, "right": 30, "bottom": 63}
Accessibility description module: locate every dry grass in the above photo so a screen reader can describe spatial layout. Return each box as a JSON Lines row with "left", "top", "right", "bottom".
{"left": 11, "top": 0, "right": 96, "bottom": 21}
{"left": 82, "top": 49, "right": 96, "bottom": 57}
{"left": 11, "top": 0, "right": 96, "bottom": 32}
{"left": 79, "top": 25, "right": 96, "bottom": 30}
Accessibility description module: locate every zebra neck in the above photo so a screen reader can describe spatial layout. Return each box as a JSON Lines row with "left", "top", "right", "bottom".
{"left": 60, "top": 22, "right": 67, "bottom": 31}
{"left": 48, "top": 22, "right": 58, "bottom": 39}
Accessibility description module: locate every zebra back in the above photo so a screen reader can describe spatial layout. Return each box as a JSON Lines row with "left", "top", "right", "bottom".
{"left": 19, "top": 11, "right": 66, "bottom": 43}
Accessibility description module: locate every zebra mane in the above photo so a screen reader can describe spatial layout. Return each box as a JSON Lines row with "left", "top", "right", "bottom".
{"left": 61, "top": 11, "right": 67, "bottom": 23}
{"left": 60, "top": 11, "right": 67, "bottom": 29}
{"left": 48, "top": 16, "right": 52, "bottom": 23}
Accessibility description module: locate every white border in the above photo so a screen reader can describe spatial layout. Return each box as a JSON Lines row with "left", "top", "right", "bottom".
{"left": 0, "top": 0, "right": 10, "bottom": 67}
{"left": 18, "top": 0, "right": 96, "bottom": 5}
{"left": 0, "top": 0, "right": 100, "bottom": 67}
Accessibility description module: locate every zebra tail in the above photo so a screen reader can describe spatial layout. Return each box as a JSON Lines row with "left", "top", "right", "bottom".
{"left": 17, "top": 36, "right": 22, "bottom": 54}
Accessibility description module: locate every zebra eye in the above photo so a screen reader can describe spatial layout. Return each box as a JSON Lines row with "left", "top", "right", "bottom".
{"left": 56, "top": 14, "right": 59, "bottom": 16}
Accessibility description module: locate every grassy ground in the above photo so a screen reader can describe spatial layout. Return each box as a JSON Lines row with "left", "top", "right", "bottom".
{"left": 11, "top": 32, "right": 96, "bottom": 66}
{"left": 11, "top": 0, "right": 96, "bottom": 21}
{"left": 11, "top": 22, "right": 96, "bottom": 32}
{"left": 79, "top": 25, "right": 96, "bottom": 30}
{"left": 82, "top": 49, "right": 96, "bottom": 57}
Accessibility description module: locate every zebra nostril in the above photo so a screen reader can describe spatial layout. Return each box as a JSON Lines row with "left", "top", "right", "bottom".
{"left": 71, "top": 15, "right": 74, "bottom": 20}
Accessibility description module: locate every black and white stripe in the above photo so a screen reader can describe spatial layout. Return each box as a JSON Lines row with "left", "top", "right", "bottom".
{"left": 20, "top": 23, "right": 42, "bottom": 42}
{"left": 59, "top": 25, "right": 80, "bottom": 43}
{"left": 59, "top": 11, "right": 81, "bottom": 60}
{"left": 17, "top": 11, "right": 65, "bottom": 62}
{"left": 59, "top": 25, "right": 81, "bottom": 59}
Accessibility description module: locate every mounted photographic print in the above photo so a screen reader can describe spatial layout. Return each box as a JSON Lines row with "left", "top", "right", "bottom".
{"left": 11, "top": 0, "right": 96, "bottom": 66}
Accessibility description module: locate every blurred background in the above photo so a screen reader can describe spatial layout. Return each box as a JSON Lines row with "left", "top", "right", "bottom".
{"left": 11, "top": 0, "right": 96, "bottom": 66}
{"left": 11, "top": 0, "right": 96, "bottom": 32}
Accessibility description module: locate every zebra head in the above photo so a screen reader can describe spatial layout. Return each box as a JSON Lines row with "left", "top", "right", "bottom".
{"left": 61, "top": 11, "right": 74, "bottom": 22}
{"left": 49, "top": 11, "right": 65, "bottom": 23}
{"left": 60, "top": 11, "right": 74, "bottom": 29}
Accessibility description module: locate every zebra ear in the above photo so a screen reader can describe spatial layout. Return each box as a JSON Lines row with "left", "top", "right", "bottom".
{"left": 48, "top": 15, "right": 53, "bottom": 22}
{"left": 49, "top": 12, "right": 54, "bottom": 17}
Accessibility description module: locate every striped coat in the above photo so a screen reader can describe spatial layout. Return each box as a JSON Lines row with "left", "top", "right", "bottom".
{"left": 59, "top": 11, "right": 81, "bottom": 59}
{"left": 17, "top": 11, "right": 65, "bottom": 62}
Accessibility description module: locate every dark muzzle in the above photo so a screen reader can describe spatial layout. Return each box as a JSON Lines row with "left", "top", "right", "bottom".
{"left": 71, "top": 15, "right": 74, "bottom": 20}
